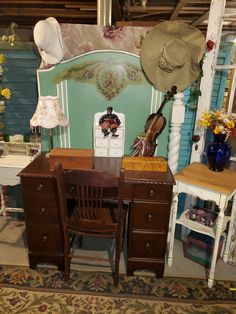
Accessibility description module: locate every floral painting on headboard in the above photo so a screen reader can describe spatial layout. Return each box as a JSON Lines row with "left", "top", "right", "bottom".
{"left": 52, "top": 59, "right": 147, "bottom": 100}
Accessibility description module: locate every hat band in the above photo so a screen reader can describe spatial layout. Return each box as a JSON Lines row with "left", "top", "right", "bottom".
{"left": 158, "top": 56, "right": 174, "bottom": 73}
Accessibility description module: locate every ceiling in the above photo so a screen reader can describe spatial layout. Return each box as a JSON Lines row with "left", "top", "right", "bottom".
{"left": 0, "top": 0, "right": 236, "bottom": 33}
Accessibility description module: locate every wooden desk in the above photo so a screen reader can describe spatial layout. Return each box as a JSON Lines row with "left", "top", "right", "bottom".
{"left": 18, "top": 153, "right": 175, "bottom": 277}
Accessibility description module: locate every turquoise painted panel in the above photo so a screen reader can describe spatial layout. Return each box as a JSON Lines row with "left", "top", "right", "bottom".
{"left": 0, "top": 46, "right": 40, "bottom": 135}
{"left": 0, "top": 44, "right": 40, "bottom": 208}
{"left": 38, "top": 51, "right": 172, "bottom": 157}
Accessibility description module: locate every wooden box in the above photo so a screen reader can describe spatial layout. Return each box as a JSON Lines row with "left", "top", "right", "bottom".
{"left": 121, "top": 156, "right": 167, "bottom": 172}
{"left": 49, "top": 148, "right": 93, "bottom": 171}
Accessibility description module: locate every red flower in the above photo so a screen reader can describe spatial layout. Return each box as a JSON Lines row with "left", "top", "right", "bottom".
{"left": 206, "top": 40, "right": 215, "bottom": 51}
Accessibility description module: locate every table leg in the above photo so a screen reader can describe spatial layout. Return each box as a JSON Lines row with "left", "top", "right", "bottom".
{"left": 208, "top": 207, "right": 224, "bottom": 288}
{"left": 167, "top": 189, "right": 179, "bottom": 267}
{"left": 223, "top": 195, "right": 236, "bottom": 263}
{"left": 0, "top": 185, "right": 6, "bottom": 216}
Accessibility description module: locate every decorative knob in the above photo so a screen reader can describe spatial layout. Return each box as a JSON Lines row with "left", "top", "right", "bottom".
{"left": 149, "top": 189, "right": 155, "bottom": 198}
{"left": 192, "top": 135, "right": 200, "bottom": 142}
{"left": 36, "top": 183, "right": 44, "bottom": 191}
{"left": 145, "top": 242, "right": 151, "bottom": 250}
{"left": 146, "top": 213, "right": 152, "bottom": 222}
{"left": 40, "top": 207, "right": 46, "bottom": 215}
{"left": 41, "top": 235, "right": 48, "bottom": 242}
{"left": 69, "top": 185, "right": 75, "bottom": 193}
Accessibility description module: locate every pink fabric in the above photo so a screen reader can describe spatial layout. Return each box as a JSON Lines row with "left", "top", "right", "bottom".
{"left": 40, "top": 24, "right": 151, "bottom": 69}
{"left": 61, "top": 24, "right": 150, "bottom": 58}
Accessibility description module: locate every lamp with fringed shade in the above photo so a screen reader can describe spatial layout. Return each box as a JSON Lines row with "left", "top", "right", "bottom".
{"left": 30, "top": 95, "right": 68, "bottom": 150}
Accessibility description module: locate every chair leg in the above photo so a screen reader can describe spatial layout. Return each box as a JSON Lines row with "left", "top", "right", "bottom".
{"left": 114, "top": 234, "right": 122, "bottom": 286}
{"left": 63, "top": 231, "right": 71, "bottom": 281}
{"left": 78, "top": 235, "right": 83, "bottom": 248}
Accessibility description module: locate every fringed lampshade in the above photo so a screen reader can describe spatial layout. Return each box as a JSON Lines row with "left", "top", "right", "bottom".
{"left": 30, "top": 95, "right": 68, "bottom": 150}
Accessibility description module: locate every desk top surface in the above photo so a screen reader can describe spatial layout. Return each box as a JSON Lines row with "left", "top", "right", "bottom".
{"left": 175, "top": 162, "right": 236, "bottom": 195}
{"left": 18, "top": 153, "right": 175, "bottom": 185}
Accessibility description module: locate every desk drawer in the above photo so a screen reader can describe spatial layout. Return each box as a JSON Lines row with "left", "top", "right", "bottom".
{"left": 109, "top": 148, "right": 123, "bottom": 157}
{"left": 26, "top": 223, "right": 63, "bottom": 254}
{"left": 94, "top": 148, "right": 108, "bottom": 157}
{"left": 23, "top": 198, "right": 59, "bottom": 222}
{"left": 95, "top": 138, "right": 108, "bottom": 148}
{"left": 21, "top": 177, "right": 55, "bottom": 198}
{"left": 131, "top": 202, "right": 170, "bottom": 230}
{"left": 110, "top": 139, "right": 123, "bottom": 148}
{"left": 129, "top": 232, "right": 167, "bottom": 259}
{"left": 94, "top": 128, "right": 104, "bottom": 138}
{"left": 133, "top": 185, "right": 172, "bottom": 202}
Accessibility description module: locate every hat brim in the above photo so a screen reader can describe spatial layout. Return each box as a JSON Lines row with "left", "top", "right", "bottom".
{"left": 35, "top": 17, "right": 64, "bottom": 65}
{"left": 140, "top": 21, "right": 205, "bottom": 92}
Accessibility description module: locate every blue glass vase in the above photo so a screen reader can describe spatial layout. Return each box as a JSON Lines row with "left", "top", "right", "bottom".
{"left": 206, "top": 134, "right": 231, "bottom": 172}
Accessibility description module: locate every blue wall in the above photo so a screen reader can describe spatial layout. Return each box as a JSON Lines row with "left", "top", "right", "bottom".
{"left": 0, "top": 44, "right": 40, "bottom": 136}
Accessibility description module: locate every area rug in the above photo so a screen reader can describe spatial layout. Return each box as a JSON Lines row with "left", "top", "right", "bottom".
{"left": 0, "top": 265, "right": 235, "bottom": 314}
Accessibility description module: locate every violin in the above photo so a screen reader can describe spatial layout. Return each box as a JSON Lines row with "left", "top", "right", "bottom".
{"left": 145, "top": 86, "right": 177, "bottom": 143}
{"left": 131, "top": 85, "right": 177, "bottom": 157}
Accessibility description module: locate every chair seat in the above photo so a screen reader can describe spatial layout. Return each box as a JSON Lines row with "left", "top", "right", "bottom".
{"left": 68, "top": 206, "right": 119, "bottom": 234}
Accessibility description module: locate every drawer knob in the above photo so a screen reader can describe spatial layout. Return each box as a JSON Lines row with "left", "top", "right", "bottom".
{"left": 145, "top": 242, "right": 151, "bottom": 250}
{"left": 41, "top": 235, "right": 48, "bottom": 243}
{"left": 149, "top": 189, "right": 155, "bottom": 198}
{"left": 146, "top": 213, "right": 152, "bottom": 222}
{"left": 69, "top": 185, "right": 75, "bottom": 193}
{"left": 36, "top": 184, "right": 44, "bottom": 192}
{"left": 40, "top": 207, "right": 46, "bottom": 215}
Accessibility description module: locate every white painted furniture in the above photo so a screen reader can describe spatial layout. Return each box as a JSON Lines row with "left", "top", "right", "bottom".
{"left": 0, "top": 139, "right": 41, "bottom": 215}
{"left": 93, "top": 110, "right": 125, "bottom": 157}
{"left": 168, "top": 162, "right": 236, "bottom": 288}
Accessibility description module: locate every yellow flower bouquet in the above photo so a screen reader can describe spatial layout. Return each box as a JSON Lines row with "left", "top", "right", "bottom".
{"left": 0, "top": 87, "right": 11, "bottom": 100}
{"left": 0, "top": 53, "right": 11, "bottom": 102}
{"left": 0, "top": 53, "right": 11, "bottom": 117}
{"left": 197, "top": 110, "right": 236, "bottom": 140}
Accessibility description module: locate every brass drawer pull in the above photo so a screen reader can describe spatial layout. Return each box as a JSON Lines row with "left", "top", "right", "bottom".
{"left": 146, "top": 213, "right": 152, "bottom": 222}
{"left": 69, "top": 185, "right": 75, "bottom": 193}
{"left": 40, "top": 207, "right": 46, "bottom": 215}
{"left": 36, "top": 184, "right": 44, "bottom": 192}
{"left": 149, "top": 189, "right": 155, "bottom": 198}
{"left": 145, "top": 242, "right": 151, "bottom": 250}
{"left": 41, "top": 235, "right": 48, "bottom": 243}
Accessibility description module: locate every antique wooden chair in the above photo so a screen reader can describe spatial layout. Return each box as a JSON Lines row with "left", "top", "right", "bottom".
{"left": 55, "top": 162, "right": 126, "bottom": 286}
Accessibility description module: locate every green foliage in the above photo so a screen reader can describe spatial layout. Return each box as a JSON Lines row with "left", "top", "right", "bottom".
{"left": 186, "top": 56, "right": 204, "bottom": 110}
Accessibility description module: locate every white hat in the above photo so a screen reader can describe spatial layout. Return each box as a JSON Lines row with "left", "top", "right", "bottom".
{"left": 33, "top": 17, "right": 64, "bottom": 65}
{"left": 140, "top": 21, "right": 205, "bottom": 92}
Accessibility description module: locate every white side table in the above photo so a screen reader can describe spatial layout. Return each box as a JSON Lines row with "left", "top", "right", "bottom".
{"left": 0, "top": 155, "right": 37, "bottom": 215}
{"left": 168, "top": 162, "right": 236, "bottom": 288}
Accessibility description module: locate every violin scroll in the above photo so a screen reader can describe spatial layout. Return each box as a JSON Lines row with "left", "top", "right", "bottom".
{"left": 165, "top": 85, "right": 177, "bottom": 100}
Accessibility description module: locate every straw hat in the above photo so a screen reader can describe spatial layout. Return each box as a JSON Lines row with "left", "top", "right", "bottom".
{"left": 33, "top": 17, "right": 64, "bottom": 65}
{"left": 140, "top": 21, "right": 205, "bottom": 92}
